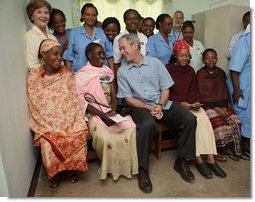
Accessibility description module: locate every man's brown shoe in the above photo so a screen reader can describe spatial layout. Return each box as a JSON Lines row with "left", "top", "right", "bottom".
{"left": 174, "top": 158, "right": 195, "bottom": 183}
{"left": 137, "top": 167, "right": 152, "bottom": 193}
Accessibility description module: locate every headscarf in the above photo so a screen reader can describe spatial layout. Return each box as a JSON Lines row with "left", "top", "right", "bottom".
{"left": 173, "top": 39, "right": 189, "bottom": 54}
{"left": 39, "top": 39, "right": 61, "bottom": 55}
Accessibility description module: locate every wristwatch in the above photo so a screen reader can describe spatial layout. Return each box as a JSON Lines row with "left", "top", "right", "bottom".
{"left": 157, "top": 103, "right": 163, "bottom": 109}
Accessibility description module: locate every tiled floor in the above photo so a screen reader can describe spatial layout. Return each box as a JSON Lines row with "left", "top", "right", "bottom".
{"left": 34, "top": 149, "right": 250, "bottom": 198}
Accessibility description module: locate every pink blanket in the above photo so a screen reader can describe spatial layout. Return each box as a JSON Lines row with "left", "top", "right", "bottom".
{"left": 75, "top": 62, "right": 136, "bottom": 131}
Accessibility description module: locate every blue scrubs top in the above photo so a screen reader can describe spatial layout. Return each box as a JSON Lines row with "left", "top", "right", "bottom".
{"left": 63, "top": 26, "right": 113, "bottom": 73}
{"left": 147, "top": 32, "right": 176, "bottom": 65}
{"left": 226, "top": 32, "right": 250, "bottom": 138}
{"left": 53, "top": 28, "right": 71, "bottom": 48}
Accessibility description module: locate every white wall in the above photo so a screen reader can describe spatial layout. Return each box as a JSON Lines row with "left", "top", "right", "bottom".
{"left": 192, "top": 4, "right": 249, "bottom": 73}
{"left": 0, "top": 153, "right": 8, "bottom": 196}
{"left": 0, "top": 0, "right": 38, "bottom": 197}
{"left": 172, "top": 0, "right": 210, "bottom": 20}
{"left": 171, "top": 0, "right": 249, "bottom": 22}
{"left": 210, "top": 0, "right": 249, "bottom": 8}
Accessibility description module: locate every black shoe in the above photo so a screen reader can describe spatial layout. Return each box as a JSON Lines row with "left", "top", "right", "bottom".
{"left": 174, "top": 158, "right": 195, "bottom": 183}
{"left": 196, "top": 162, "right": 213, "bottom": 179}
{"left": 137, "top": 167, "right": 152, "bottom": 194}
{"left": 207, "top": 162, "right": 227, "bottom": 178}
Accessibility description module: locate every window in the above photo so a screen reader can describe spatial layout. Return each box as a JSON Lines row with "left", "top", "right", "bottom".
{"left": 72, "top": 0, "right": 172, "bottom": 31}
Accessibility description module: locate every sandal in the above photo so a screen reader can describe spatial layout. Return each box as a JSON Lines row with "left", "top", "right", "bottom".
{"left": 228, "top": 153, "right": 240, "bottom": 161}
{"left": 240, "top": 151, "right": 250, "bottom": 161}
{"left": 223, "top": 148, "right": 240, "bottom": 161}
{"left": 67, "top": 171, "right": 79, "bottom": 184}
{"left": 214, "top": 154, "right": 227, "bottom": 162}
{"left": 48, "top": 175, "right": 60, "bottom": 188}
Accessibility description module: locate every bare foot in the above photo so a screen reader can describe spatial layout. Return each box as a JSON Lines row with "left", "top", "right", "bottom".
{"left": 214, "top": 154, "right": 227, "bottom": 162}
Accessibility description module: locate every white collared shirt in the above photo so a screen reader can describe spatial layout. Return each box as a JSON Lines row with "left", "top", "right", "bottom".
{"left": 113, "top": 29, "right": 148, "bottom": 64}
{"left": 25, "top": 25, "right": 57, "bottom": 70}
{"left": 189, "top": 39, "right": 205, "bottom": 72}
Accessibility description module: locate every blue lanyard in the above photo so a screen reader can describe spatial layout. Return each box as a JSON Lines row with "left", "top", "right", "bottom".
{"left": 173, "top": 30, "right": 181, "bottom": 40}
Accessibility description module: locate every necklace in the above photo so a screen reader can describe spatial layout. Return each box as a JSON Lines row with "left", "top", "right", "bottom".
{"left": 206, "top": 67, "right": 216, "bottom": 75}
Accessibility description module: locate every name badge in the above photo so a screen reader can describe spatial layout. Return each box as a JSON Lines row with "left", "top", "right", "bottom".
{"left": 93, "top": 38, "right": 102, "bottom": 44}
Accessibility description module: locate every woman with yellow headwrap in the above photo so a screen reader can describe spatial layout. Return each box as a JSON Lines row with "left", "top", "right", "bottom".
{"left": 27, "top": 39, "right": 88, "bottom": 188}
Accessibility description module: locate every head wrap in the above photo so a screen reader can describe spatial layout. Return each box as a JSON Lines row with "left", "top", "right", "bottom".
{"left": 173, "top": 39, "right": 189, "bottom": 55}
{"left": 39, "top": 39, "right": 61, "bottom": 55}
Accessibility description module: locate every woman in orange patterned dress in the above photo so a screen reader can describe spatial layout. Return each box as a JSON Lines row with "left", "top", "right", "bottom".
{"left": 27, "top": 39, "right": 88, "bottom": 188}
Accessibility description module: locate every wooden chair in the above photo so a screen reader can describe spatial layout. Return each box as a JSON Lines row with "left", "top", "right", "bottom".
{"left": 152, "top": 121, "right": 177, "bottom": 160}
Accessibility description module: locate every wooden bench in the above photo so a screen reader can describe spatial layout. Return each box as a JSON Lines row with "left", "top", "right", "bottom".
{"left": 152, "top": 121, "right": 177, "bottom": 160}
{"left": 86, "top": 132, "right": 98, "bottom": 160}
{"left": 86, "top": 122, "right": 177, "bottom": 161}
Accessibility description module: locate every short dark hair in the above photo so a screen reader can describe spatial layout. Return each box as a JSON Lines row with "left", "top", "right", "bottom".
{"left": 85, "top": 42, "right": 103, "bottom": 59}
{"left": 242, "top": 11, "right": 250, "bottom": 22}
{"left": 182, "top": 20, "right": 195, "bottom": 31}
{"left": 123, "top": 9, "right": 139, "bottom": 21}
{"left": 80, "top": 3, "right": 98, "bottom": 22}
{"left": 155, "top": 14, "right": 170, "bottom": 30}
{"left": 102, "top": 17, "right": 121, "bottom": 34}
{"left": 202, "top": 48, "right": 217, "bottom": 59}
{"left": 48, "top": 8, "right": 66, "bottom": 29}
{"left": 142, "top": 17, "right": 155, "bottom": 26}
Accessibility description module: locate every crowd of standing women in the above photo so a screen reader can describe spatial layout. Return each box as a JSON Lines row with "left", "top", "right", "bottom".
{"left": 24, "top": 0, "right": 250, "bottom": 194}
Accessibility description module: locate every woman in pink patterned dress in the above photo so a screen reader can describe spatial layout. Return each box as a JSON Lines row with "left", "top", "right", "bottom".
{"left": 27, "top": 39, "right": 88, "bottom": 188}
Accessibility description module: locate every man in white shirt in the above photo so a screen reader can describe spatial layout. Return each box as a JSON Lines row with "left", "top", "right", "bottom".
{"left": 170, "top": 10, "right": 184, "bottom": 41}
{"left": 113, "top": 9, "right": 147, "bottom": 72}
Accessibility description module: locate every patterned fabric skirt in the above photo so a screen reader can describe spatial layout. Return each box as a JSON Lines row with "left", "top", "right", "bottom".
{"left": 88, "top": 117, "right": 138, "bottom": 180}
{"left": 205, "top": 108, "right": 241, "bottom": 156}
{"left": 39, "top": 132, "right": 88, "bottom": 180}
